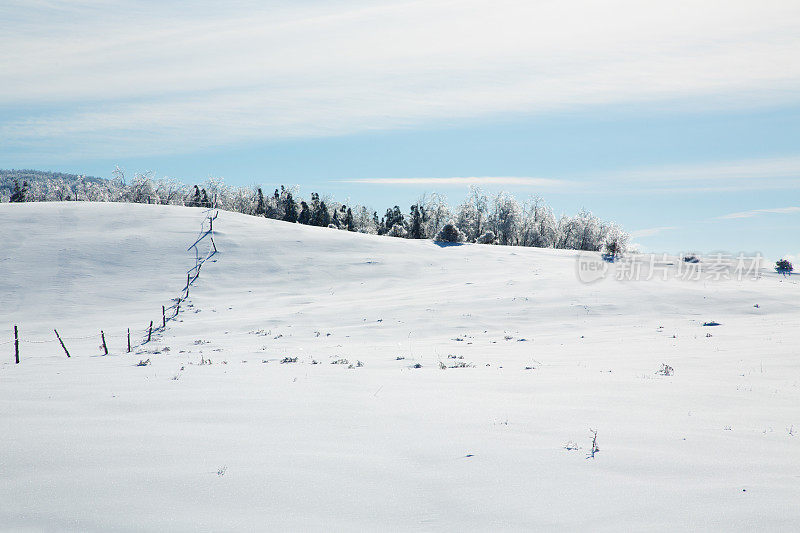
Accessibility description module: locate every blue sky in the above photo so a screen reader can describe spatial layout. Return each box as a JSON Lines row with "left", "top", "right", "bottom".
{"left": 2, "top": 0, "right": 799, "bottom": 260}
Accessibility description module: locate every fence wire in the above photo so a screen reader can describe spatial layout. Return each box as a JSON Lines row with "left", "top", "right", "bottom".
{"left": 6, "top": 210, "right": 220, "bottom": 360}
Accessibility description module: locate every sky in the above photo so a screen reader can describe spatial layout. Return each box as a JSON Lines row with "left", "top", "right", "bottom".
{"left": 2, "top": 0, "right": 799, "bottom": 260}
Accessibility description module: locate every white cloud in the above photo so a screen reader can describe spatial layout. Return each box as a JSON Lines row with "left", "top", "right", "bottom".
{"left": 629, "top": 226, "right": 678, "bottom": 238}
{"left": 331, "top": 155, "right": 800, "bottom": 194}
{"left": 718, "top": 206, "right": 800, "bottom": 219}
{"left": 2, "top": 0, "right": 800, "bottom": 156}
{"left": 597, "top": 156, "right": 800, "bottom": 193}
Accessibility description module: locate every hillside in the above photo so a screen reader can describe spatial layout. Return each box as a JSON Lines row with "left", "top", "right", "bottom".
{"left": 1, "top": 202, "right": 799, "bottom": 531}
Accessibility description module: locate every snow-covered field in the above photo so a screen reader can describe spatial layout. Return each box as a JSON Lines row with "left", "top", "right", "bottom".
{"left": 1, "top": 202, "right": 799, "bottom": 531}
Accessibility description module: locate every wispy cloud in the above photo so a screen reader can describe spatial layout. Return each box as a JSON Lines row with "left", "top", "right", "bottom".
{"left": 629, "top": 226, "right": 679, "bottom": 238}
{"left": 340, "top": 177, "right": 566, "bottom": 187}
{"left": 718, "top": 206, "right": 800, "bottom": 219}
{"left": 2, "top": 0, "right": 800, "bottom": 157}
{"left": 599, "top": 156, "right": 800, "bottom": 193}
{"left": 338, "top": 155, "right": 800, "bottom": 194}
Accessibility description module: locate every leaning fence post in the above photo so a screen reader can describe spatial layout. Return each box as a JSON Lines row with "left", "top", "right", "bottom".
{"left": 14, "top": 325, "right": 19, "bottom": 364}
{"left": 127, "top": 328, "right": 131, "bottom": 353}
{"left": 186, "top": 273, "right": 190, "bottom": 297}
{"left": 101, "top": 331, "right": 108, "bottom": 355}
{"left": 147, "top": 321, "right": 153, "bottom": 343}
{"left": 54, "top": 329, "right": 70, "bottom": 358}
{"left": 162, "top": 306, "right": 166, "bottom": 328}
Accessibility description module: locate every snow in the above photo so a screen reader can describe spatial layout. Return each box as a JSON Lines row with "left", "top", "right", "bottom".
{"left": 1, "top": 201, "right": 799, "bottom": 531}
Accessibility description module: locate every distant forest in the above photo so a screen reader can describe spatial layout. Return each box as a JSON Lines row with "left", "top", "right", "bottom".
{"left": 1, "top": 168, "right": 628, "bottom": 252}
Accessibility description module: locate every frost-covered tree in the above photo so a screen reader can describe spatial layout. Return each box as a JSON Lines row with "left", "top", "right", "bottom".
{"left": 388, "top": 223, "right": 408, "bottom": 238}
{"left": 1, "top": 168, "right": 629, "bottom": 251}
{"left": 488, "top": 192, "right": 521, "bottom": 246}
{"left": 519, "top": 196, "right": 556, "bottom": 248}
{"left": 456, "top": 186, "right": 488, "bottom": 242}
{"left": 476, "top": 230, "right": 496, "bottom": 244}
{"left": 421, "top": 193, "right": 450, "bottom": 239}
{"left": 602, "top": 223, "right": 629, "bottom": 256}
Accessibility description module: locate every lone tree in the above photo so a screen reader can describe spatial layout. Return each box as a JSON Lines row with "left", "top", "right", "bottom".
{"left": 775, "top": 259, "right": 793, "bottom": 275}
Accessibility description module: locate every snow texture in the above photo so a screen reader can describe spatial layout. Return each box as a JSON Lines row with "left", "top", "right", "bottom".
{"left": 1, "top": 202, "right": 799, "bottom": 531}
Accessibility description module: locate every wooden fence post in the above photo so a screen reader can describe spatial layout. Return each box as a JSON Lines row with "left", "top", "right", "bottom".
{"left": 54, "top": 329, "right": 70, "bottom": 358}
{"left": 186, "top": 273, "right": 190, "bottom": 297}
{"left": 147, "top": 321, "right": 153, "bottom": 343}
{"left": 101, "top": 331, "right": 108, "bottom": 355}
{"left": 127, "top": 328, "right": 131, "bottom": 353}
{"left": 14, "top": 325, "right": 19, "bottom": 364}
{"left": 162, "top": 306, "right": 166, "bottom": 328}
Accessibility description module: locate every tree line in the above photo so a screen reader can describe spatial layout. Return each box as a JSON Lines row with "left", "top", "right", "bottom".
{"left": 1, "top": 168, "right": 628, "bottom": 253}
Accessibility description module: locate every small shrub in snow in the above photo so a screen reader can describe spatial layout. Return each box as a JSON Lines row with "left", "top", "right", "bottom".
{"left": 434, "top": 222, "right": 465, "bottom": 243}
{"left": 412, "top": 363, "right": 422, "bottom": 368}
{"left": 388, "top": 224, "right": 408, "bottom": 238}
{"left": 281, "top": 356, "right": 298, "bottom": 363}
{"left": 476, "top": 231, "right": 496, "bottom": 244}
{"left": 683, "top": 254, "right": 700, "bottom": 264}
{"left": 775, "top": 259, "right": 793, "bottom": 275}
{"left": 331, "top": 358, "right": 349, "bottom": 365}
{"left": 136, "top": 359, "right": 151, "bottom": 366}
{"left": 656, "top": 363, "right": 674, "bottom": 376}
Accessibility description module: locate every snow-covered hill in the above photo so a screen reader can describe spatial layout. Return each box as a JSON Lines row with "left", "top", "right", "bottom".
{"left": 1, "top": 202, "right": 798, "bottom": 531}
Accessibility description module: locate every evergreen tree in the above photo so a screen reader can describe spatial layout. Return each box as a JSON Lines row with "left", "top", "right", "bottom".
{"left": 200, "top": 188, "right": 210, "bottom": 208}
{"left": 298, "top": 201, "right": 311, "bottom": 225}
{"left": 255, "top": 188, "right": 266, "bottom": 215}
{"left": 283, "top": 192, "right": 298, "bottom": 222}
{"left": 187, "top": 185, "right": 201, "bottom": 207}
{"left": 409, "top": 204, "right": 425, "bottom": 239}
{"left": 331, "top": 209, "right": 340, "bottom": 228}
{"left": 318, "top": 202, "right": 331, "bottom": 227}
{"left": 344, "top": 207, "right": 355, "bottom": 231}
{"left": 9, "top": 180, "right": 27, "bottom": 202}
